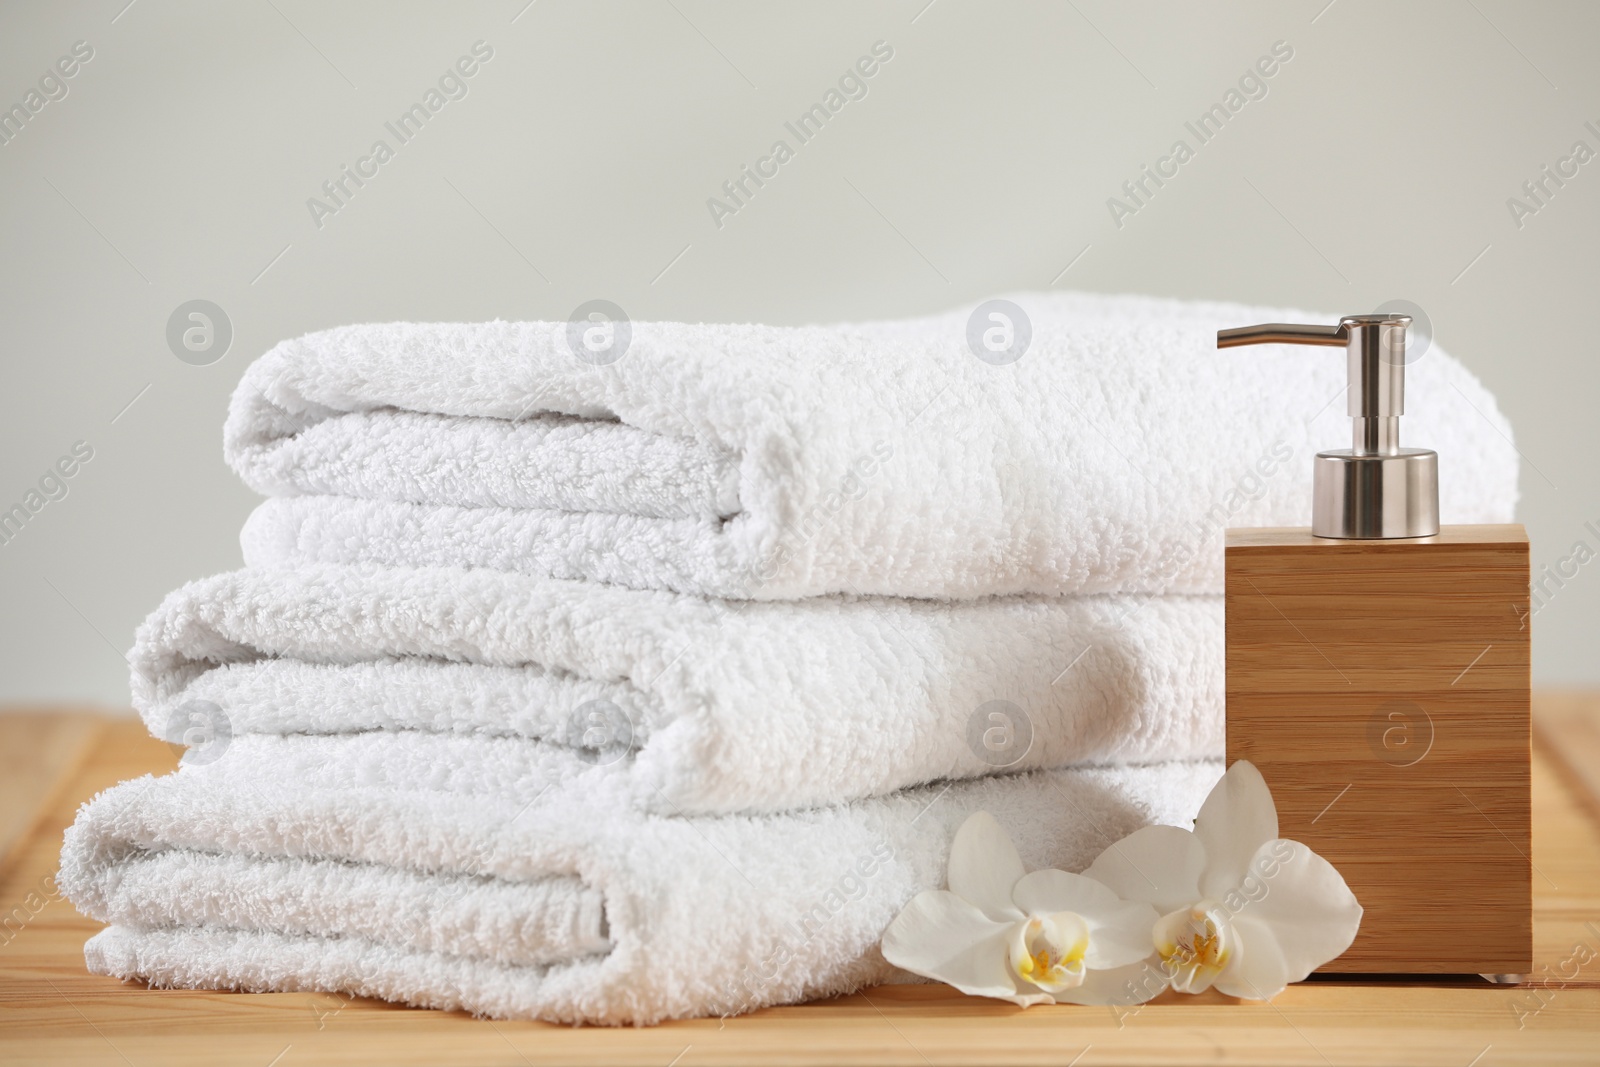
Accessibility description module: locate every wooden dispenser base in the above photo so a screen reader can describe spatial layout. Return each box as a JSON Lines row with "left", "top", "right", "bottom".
{"left": 1225, "top": 524, "right": 1531, "bottom": 974}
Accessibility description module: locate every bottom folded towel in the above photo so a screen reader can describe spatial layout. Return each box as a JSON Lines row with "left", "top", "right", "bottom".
{"left": 61, "top": 732, "right": 1220, "bottom": 1024}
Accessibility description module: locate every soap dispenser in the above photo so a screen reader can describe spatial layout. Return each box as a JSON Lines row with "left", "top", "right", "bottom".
{"left": 1218, "top": 314, "right": 1530, "bottom": 977}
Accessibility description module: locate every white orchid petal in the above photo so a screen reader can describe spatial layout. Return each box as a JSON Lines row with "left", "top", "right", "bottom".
{"left": 1214, "top": 913, "right": 1292, "bottom": 1000}
{"left": 1194, "top": 761, "right": 1279, "bottom": 899}
{"left": 881, "top": 889, "right": 1020, "bottom": 1000}
{"left": 1080, "top": 899, "right": 1162, "bottom": 969}
{"left": 1050, "top": 958, "right": 1171, "bottom": 1006}
{"left": 1082, "top": 824, "right": 1205, "bottom": 912}
{"left": 946, "top": 811, "right": 1027, "bottom": 923}
{"left": 1011, "top": 867, "right": 1117, "bottom": 913}
{"left": 1226, "top": 839, "right": 1363, "bottom": 986}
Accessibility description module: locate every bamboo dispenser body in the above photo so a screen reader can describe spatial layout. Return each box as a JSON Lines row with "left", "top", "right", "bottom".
{"left": 1224, "top": 524, "right": 1531, "bottom": 974}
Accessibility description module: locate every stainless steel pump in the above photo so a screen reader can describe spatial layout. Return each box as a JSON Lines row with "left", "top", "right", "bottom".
{"left": 1217, "top": 314, "right": 1439, "bottom": 539}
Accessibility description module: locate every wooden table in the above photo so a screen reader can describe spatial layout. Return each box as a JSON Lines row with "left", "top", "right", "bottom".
{"left": 3, "top": 697, "right": 1599, "bottom": 1066}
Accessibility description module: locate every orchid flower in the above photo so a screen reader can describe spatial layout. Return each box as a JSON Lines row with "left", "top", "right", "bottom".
{"left": 1082, "top": 760, "right": 1362, "bottom": 1000}
{"left": 881, "top": 812, "right": 1163, "bottom": 1007}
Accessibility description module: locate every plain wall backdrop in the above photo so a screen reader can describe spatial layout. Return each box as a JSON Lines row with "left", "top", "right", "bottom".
{"left": 1, "top": 0, "right": 1596, "bottom": 708}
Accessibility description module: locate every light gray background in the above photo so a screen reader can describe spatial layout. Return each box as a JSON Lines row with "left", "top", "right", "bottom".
{"left": 1, "top": 0, "right": 1595, "bottom": 709}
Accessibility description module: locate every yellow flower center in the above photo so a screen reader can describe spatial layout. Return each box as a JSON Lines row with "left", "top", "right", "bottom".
{"left": 1169, "top": 927, "right": 1224, "bottom": 969}
{"left": 1154, "top": 903, "right": 1233, "bottom": 994}
{"left": 1010, "top": 915, "right": 1089, "bottom": 993}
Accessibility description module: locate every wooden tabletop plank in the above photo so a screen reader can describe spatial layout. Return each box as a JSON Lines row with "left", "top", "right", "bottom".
{"left": 1535, "top": 690, "right": 1600, "bottom": 822}
{"left": 2, "top": 700, "right": 1599, "bottom": 1066}
{"left": 0, "top": 711, "right": 104, "bottom": 877}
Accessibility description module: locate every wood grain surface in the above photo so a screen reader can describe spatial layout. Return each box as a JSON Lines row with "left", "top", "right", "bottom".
{"left": 2, "top": 699, "right": 1598, "bottom": 1066}
{"left": 1227, "top": 525, "right": 1531, "bottom": 973}
{"left": 0, "top": 712, "right": 101, "bottom": 875}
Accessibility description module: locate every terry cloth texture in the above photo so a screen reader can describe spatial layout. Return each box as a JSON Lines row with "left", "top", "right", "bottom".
{"left": 226, "top": 291, "right": 1519, "bottom": 600}
{"left": 60, "top": 740, "right": 1221, "bottom": 1025}
{"left": 132, "top": 562, "right": 1222, "bottom": 815}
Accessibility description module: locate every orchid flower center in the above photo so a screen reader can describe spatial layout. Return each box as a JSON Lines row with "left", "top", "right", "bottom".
{"left": 1008, "top": 913, "right": 1089, "bottom": 993}
{"left": 1154, "top": 902, "right": 1233, "bottom": 994}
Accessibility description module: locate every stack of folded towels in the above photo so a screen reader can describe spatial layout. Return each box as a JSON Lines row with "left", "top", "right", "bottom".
{"left": 59, "top": 291, "right": 1518, "bottom": 1024}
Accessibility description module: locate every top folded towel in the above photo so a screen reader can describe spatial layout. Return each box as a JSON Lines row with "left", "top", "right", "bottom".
{"left": 226, "top": 291, "right": 1518, "bottom": 600}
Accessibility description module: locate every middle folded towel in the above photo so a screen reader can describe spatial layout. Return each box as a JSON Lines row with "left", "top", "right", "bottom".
{"left": 134, "top": 562, "right": 1222, "bottom": 814}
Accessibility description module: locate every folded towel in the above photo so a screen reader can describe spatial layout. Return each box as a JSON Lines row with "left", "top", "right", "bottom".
{"left": 135, "top": 562, "right": 1221, "bottom": 814}
{"left": 225, "top": 291, "right": 1518, "bottom": 600}
{"left": 59, "top": 732, "right": 1221, "bottom": 1024}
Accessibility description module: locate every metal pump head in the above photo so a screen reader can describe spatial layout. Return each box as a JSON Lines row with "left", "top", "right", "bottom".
{"left": 1217, "top": 314, "right": 1439, "bottom": 539}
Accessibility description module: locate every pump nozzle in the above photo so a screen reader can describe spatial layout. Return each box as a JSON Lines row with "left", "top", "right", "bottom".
{"left": 1217, "top": 314, "right": 1438, "bottom": 539}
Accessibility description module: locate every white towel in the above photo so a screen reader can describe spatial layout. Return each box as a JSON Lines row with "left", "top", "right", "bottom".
{"left": 134, "top": 562, "right": 1222, "bottom": 815}
{"left": 226, "top": 291, "right": 1518, "bottom": 600}
{"left": 59, "top": 733, "right": 1221, "bottom": 1024}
